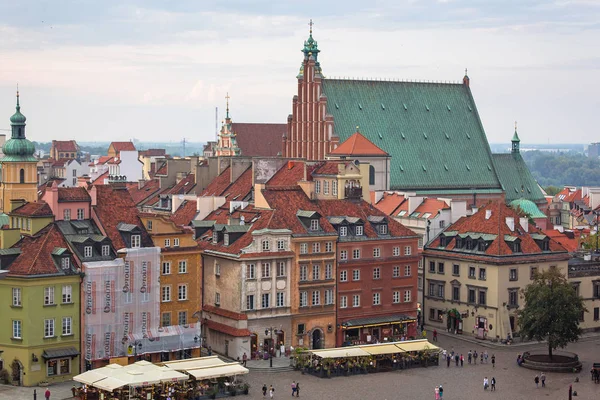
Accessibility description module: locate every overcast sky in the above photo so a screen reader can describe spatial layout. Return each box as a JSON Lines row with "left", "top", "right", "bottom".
{"left": 0, "top": 0, "right": 598, "bottom": 145}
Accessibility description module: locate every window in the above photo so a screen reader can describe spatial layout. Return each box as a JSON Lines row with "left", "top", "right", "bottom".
{"left": 453, "top": 264, "right": 460, "bottom": 276}
{"left": 332, "top": 180, "right": 338, "bottom": 196}
{"left": 429, "top": 261, "right": 436, "bottom": 273}
{"left": 63, "top": 209, "right": 71, "bottom": 221}
{"left": 509, "top": 268, "right": 518, "bottom": 281}
{"left": 352, "top": 249, "right": 361, "bottom": 259}
{"left": 246, "top": 295, "right": 255, "bottom": 310}
{"left": 212, "top": 231, "right": 218, "bottom": 244}
{"left": 262, "top": 263, "right": 271, "bottom": 278}
{"left": 530, "top": 266, "right": 538, "bottom": 280}
{"left": 84, "top": 246, "right": 92, "bottom": 258}
{"left": 312, "top": 290, "right": 321, "bottom": 305}
{"left": 162, "top": 286, "right": 171, "bottom": 302}
{"left": 356, "top": 225, "right": 364, "bottom": 236}
{"left": 44, "top": 287, "right": 55, "bottom": 305}
{"left": 452, "top": 286, "right": 460, "bottom": 301}
{"left": 215, "top": 263, "right": 221, "bottom": 276}
{"left": 437, "top": 285, "right": 445, "bottom": 298}
{"left": 162, "top": 262, "right": 171, "bottom": 275}
{"left": 468, "top": 288, "right": 476, "bottom": 303}
{"left": 373, "top": 247, "right": 381, "bottom": 258}
{"left": 479, "top": 268, "right": 486, "bottom": 280}
{"left": 300, "top": 265, "right": 308, "bottom": 281}
{"left": 478, "top": 290, "right": 487, "bottom": 305}
{"left": 12, "top": 288, "right": 21, "bottom": 306}
{"left": 393, "top": 291, "right": 400, "bottom": 303}
{"left": 277, "top": 239, "right": 285, "bottom": 251}
{"left": 165, "top": 239, "right": 171, "bottom": 247}
{"left": 439, "top": 220, "right": 446, "bottom": 228}
{"left": 369, "top": 165, "right": 375, "bottom": 185}
{"left": 262, "top": 293, "right": 270, "bottom": 308}
{"left": 595, "top": 307, "right": 599, "bottom": 321}
{"left": 339, "top": 226, "right": 347, "bottom": 237}
{"left": 312, "top": 242, "right": 320, "bottom": 253}
{"left": 325, "top": 289, "right": 333, "bottom": 305}
{"left": 404, "top": 290, "right": 412, "bottom": 303}
{"left": 340, "top": 295, "right": 348, "bottom": 308}
{"left": 315, "top": 180, "right": 321, "bottom": 194}
{"left": 373, "top": 292, "right": 381, "bottom": 305}
{"left": 297, "top": 323, "right": 306, "bottom": 334}
{"left": 77, "top": 208, "right": 85, "bottom": 220}
{"left": 404, "top": 245, "right": 411, "bottom": 255}
{"left": 12, "top": 320, "right": 21, "bottom": 339}
{"left": 19, "top": 168, "right": 25, "bottom": 183}
{"left": 215, "top": 293, "right": 220, "bottom": 306}
{"left": 325, "top": 264, "right": 332, "bottom": 280}
{"left": 418, "top": 238, "right": 424, "bottom": 249}
{"left": 101, "top": 245, "right": 110, "bottom": 256}
{"left": 246, "top": 264, "right": 256, "bottom": 279}
{"left": 162, "top": 313, "right": 171, "bottom": 327}
{"left": 579, "top": 310, "right": 585, "bottom": 322}
{"left": 323, "top": 180, "right": 329, "bottom": 195}
{"left": 131, "top": 235, "right": 141, "bottom": 248}
{"left": 572, "top": 283, "right": 580, "bottom": 297}
{"left": 393, "top": 266, "right": 400, "bottom": 278}
{"left": 300, "top": 291, "right": 308, "bottom": 307}
{"left": 469, "top": 266, "right": 476, "bottom": 278}
{"left": 428, "top": 282, "right": 435, "bottom": 296}
{"left": 312, "top": 264, "right": 320, "bottom": 280}
{"left": 178, "top": 311, "right": 187, "bottom": 325}
{"left": 62, "top": 317, "right": 72, "bottom": 336}
{"left": 373, "top": 267, "right": 380, "bottom": 279}
{"left": 429, "top": 308, "right": 436, "bottom": 320}
{"left": 352, "top": 269, "right": 360, "bottom": 281}
{"left": 352, "top": 295, "right": 360, "bottom": 307}
{"left": 262, "top": 240, "right": 270, "bottom": 251}
{"left": 44, "top": 319, "right": 55, "bottom": 338}
{"left": 174, "top": 238, "right": 179, "bottom": 247}
{"left": 300, "top": 243, "right": 308, "bottom": 254}
{"left": 379, "top": 224, "right": 388, "bottom": 235}
{"left": 276, "top": 292, "right": 285, "bottom": 307}
{"left": 438, "top": 262, "right": 444, "bottom": 274}
{"left": 405, "top": 265, "right": 411, "bottom": 276}
{"left": 325, "top": 241, "right": 333, "bottom": 252}
{"left": 594, "top": 283, "right": 600, "bottom": 298}
{"left": 62, "top": 285, "right": 72, "bottom": 303}
{"left": 178, "top": 284, "right": 187, "bottom": 301}
{"left": 340, "top": 250, "right": 348, "bottom": 260}
{"left": 340, "top": 270, "right": 348, "bottom": 282}
{"left": 310, "top": 219, "right": 320, "bottom": 231}
{"left": 508, "top": 289, "right": 518, "bottom": 307}
{"left": 277, "top": 262, "right": 286, "bottom": 277}
{"left": 393, "top": 246, "right": 400, "bottom": 256}
{"left": 223, "top": 234, "right": 229, "bottom": 246}
{"left": 178, "top": 260, "right": 187, "bottom": 274}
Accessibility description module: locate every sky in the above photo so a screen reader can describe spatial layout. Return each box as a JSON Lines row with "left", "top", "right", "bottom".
{"left": 0, "top": 0, "right": 598, "bottom": 145}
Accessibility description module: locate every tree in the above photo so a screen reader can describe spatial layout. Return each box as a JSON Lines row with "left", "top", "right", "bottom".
{"left": 544, "top": 186, "right": 563, "bottom": 196}
{"left": 518, "top": 268, "right": 586, "bottom": 359}
{"left": 579, "top": 232, "right": 599, "bottom": 251}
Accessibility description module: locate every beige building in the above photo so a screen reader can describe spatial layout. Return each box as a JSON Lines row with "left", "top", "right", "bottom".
{"left": 568, "top": 257, "right": 600, "bottom": 331}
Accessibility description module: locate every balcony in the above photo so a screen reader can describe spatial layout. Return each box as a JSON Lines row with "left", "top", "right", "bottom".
{"left": 345, "top": 186, "right": 363, "bottom": 200}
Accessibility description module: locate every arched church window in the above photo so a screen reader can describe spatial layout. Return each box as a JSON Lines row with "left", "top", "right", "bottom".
{"left": 369, "top": 165, "right": 375, "bottom": 185}
{"left": 19, "top": 168, "right": 25, "bottom": 184}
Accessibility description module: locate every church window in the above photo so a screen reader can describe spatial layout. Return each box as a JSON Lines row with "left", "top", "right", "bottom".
{"left": 369, "top": 165, "right": 375, "bottom": 186}
{"left": 19, "top": 169, "right": 25, "bottom": 184}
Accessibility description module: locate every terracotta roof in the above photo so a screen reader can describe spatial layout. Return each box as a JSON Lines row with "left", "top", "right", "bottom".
{"left": 52, "top": 140, "right": 78, "bottom": 152}
{"left": 312, "top": 161, "right": 348, "bottom": 176}
{"left": 170, "top": 200, "right": 198, "bottom": 226}
{"left": 91, "top": 171, "right": 109, "bottom": 185}
{"left": 10, "top": 201, "right": 53, "bottom": 217}
{"left": 93, "top": 185, "right": 153, "bottom": 250}
{"left": 266, "top": 161, "right": 317, "bottom": 188}
{"left": 329, "top": 131, "right": 388, "bottom": 156}
{"left": 204, "top": 320, "right": 252, "bottom": 337}
{"left": 110, "top": 141, "right": 136, "bottom": 153}
{"left": 544, "top": 229, "right": 585, "bottom": 253}
{"left": 374, "top": 192, "right": 406, "bottom": 216}
{"left": 203, "top": 304, "right": 247, "bottom": 320}
{"left": 52, "top": 158, "right": 70, "bottom": 167}
{"left": 139, "top": 149, "right": 166, "bottom": 157}
{"left": 143, "top": 174, "right": 196, "bottom": 207}
{"left": 95, "top": 156, "right": 113, "bottom": 165}
{"left": 231, "top": 123, "right": 286, "bottom": 157}
{"left": 7, "top": 224, "right": 72, "bottom": 276}
{"left": 126, "top": 179, "right": 161, "bottom": 205}
{"left": 200, "top": 167, "right": 252, "bottom": 202}
{"left": 412, "top": 198, "right": 450, "bottom": 219}
{"left": 58, "top": 187, "right": 91, "bottom": 202}
{"left": 200, "top": 167, "right": 232, "bottom": 196}
{"left": 155, "top": 162, "right": 168, "bottom": 176}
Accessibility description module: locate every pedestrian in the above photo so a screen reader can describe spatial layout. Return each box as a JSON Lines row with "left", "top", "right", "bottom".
{"left": 491, "top": 377, "right": 496, "bottom": 391}
{"left": 269, "top": 385, "right": 275, "bottom": 399}
{"left": 450, "top": 347, "right": 455, "bottom": 357}
{"left": 455, "top": 353, "right": 459, "bottom": 366}
{"left": 534, "top": 375, "right": 540, "bottom": 388}
{"left": 208, "top": 346, "right": 212, "bottom": 356}
{"left": 473, "top": 350, "right": 478, "bottom": 365}
{"left": 295, "top": 382, "right": 300, "bottom": 397}
{"left": 480, "top": 351, "right": 484, "bottom": 364}
{"left": 468, "top": 350, "right": 472, "bottom": 364}
{"left": 491, "top": 354, "right": 496, "bottom": 368}
{"left": 291, "top": 381, "right": 297, "bottom": 396}
{"left": 460, "top": 354, "right": 464, "bottom": 367}
{"left": 483, "top": 376, "right": 489, "bottom": 390}
{"left": 435, "top": 385, "right": 440, "bottom": 400}
{"left": 243, "top": 352, "right": 248, "bottom": 367}
{"left": 439, "top": 385, "right": 444, "bottom": 399}
{"left": 484, "top": 351, "right": 488, "bottom": 363}
{"left": 541, "top": 372, "right": 546, "bottom": 387}
{"left": 45, "top": 389, "right": 51, "bottom": 400}
{"left": 442, "top": 349, "right": 447, "bottom": 360}
{"left": 262, "top": 384, "right": 267, "bottom": 397}
{"left": 433, "top": 329, "right": 438, "bottom": 342}
{"left": 422, "top": 329, "right": 427, "bottom": 339}
{"left": 446, "top": 355, "right": 451, "bottom": 367}
{"left": 280, "top": 342, "right": 285, "bottom": 357}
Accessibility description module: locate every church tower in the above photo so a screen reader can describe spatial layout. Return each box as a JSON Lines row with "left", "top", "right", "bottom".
{"left": 214, "top": 93, "right": 241, "bottom": 156}
{"left": 511, "top": 122, "right": 520, "bottom": 154}
{"left": 0, "top": 90, "right": 38, "bottom": 212}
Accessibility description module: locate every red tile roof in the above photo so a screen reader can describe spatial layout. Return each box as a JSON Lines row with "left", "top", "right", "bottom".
{"left": 52, "top": 140, "right": 78, "bottom": 152}
{"left": 91, "top": 171, "right": 109, "bottom": 185}
{"left": 143, "top": 174, "right": 196, "bottom": 207}
{"left": 231, "top": 123, "right": 286, "bottom": 157}
{"left": 204, "top": 304, "right": 248, "bottom": 320}
{"left": 413, "top": 198, "right": 450, "bottom": 219}
{"left": 7, "top": 224, "right": 72, "bottom": 276}
{"left": 374, "top": 192, "right": 406, "bottom": 216}
{"left": 110, "top": 141, "right": 136, "bottom": 153}
{"left": 155, "top": 162, "right": 168, "bottom": 176}
{"left": 58, "top": 187, "right": 91, "bottom": 202}
{"left": 139, "top": 149, "right": 166, "bottom": 157}
{"left": 52, "top": 158, "right": 71, "bottom": 167}
{"left": 544, "top": 229, "right": 586, "bottom": 253}
{"left": 95, "top": 156, "right": 113, "bottom": 165}
{"left": 93, "top": 186, "right": 153, "bottom": 250}
{"left": 10, "top": 201, "right": 54, "bottom": 217}
{"left": 126, "top": 179, "right": 161, "bottom": 205}
{"left": 312, "top": 161, "right": 348, "bottom": 176}
{"left": 200, "top": 167, "right": 232, "bottom": 196}
{"left": 266, "top": 161, "right": 316, "bottom": 188}
{"left": 329, "top": 131, "right": 388, "bottom": 156}
{"left": 200, "top": 167, "right": 252, "bottom": 202}
{"left": 204, "top": 320, "right": 252, "bottom": 337}
{"left": 170, "top": 200, "right": 198, "bottom": 226}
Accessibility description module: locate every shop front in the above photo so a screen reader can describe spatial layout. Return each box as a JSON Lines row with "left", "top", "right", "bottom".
{"left": 338, "top": 315, "right": 417, "bottom": 346}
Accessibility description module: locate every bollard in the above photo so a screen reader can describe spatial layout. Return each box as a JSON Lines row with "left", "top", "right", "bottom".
{"left": 33, "top": 389, "right": 37, "bottom": 400}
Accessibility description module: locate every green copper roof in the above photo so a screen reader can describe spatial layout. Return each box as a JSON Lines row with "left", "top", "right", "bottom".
{"left": 322, "top": 79, "right": 502, "bottom": 191}
{"left": 512, "top": 130, "right": 520, "bottom": 143}
{"left": 1, "top": 91, "right": 36, "bottom": 162}
{"left": 510, "top": 198, "right": 547, "bottom": 219}
{"left": 493, "top": 153, "right": 545, "bottom": 203}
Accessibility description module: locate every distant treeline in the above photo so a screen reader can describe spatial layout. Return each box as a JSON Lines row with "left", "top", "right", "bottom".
{"left": 32, "top": 141, "right": 206, "bottom": 158}
{"left": 522, "top": 151, "right": 600, "bottom": 187}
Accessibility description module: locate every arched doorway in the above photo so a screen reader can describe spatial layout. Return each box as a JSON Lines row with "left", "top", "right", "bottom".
{"left": 250, "top": 333, "right": 258, "bottom": 359}
{"left": 10, "top": 359, "right": 22, "bottom": 386}
{"left": 311, "top": 329, "right": 323, "bottom": 349}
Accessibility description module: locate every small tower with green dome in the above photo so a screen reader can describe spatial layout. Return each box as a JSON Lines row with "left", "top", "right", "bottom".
{"left": 0, "top": 90, "right": 39, "bottom": 212}
{"left": 511, "top": 121, "right": 520, "bottom": 154}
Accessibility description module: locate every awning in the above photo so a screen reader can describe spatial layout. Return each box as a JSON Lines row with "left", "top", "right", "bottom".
{"left": 162, "top": 356, "right": 225, "bottom": 370}
{"left": 73, "top": 370, "right": 107, "bottom": 385}
{"left": 341, "top": 314, "right": 416, "bottom": 329}
{"left": 397, "top": 340, "right": 439, "bottom": 352}
{"left": 42, "top": 347, "right": 80, "bottom": 359}
{"left": 186, "top": 363, "right": 249, "bottom": 380}
{"left": 91, "top": 377, "right": 127, "bottom": 392}
{"left": 361, "top": 344, "right": 406, "bottom": 355}
{"left": 310, "top": 348, "right": 370, "bottom": 359}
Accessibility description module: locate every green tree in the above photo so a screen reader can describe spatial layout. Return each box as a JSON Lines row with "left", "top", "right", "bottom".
{"left": 518, "top": 268, "right": 586, "bottom": 359}
{"left": 544, "top": 186, "right": 563, "bottom": 196}
{"left": 579, "top": 232, "right": 599, "bottom": 251}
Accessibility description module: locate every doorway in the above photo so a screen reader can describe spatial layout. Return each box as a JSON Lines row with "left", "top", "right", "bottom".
{"left": 224, "top": 340, "right": 229, "bottom": 357}
{"left": 250, "top": 333, "right": 258, "bottom": 359}
{"left": 311, "top": 329, "right": 322, "bottom": 349}
{"left": 277, "top": 331, "right": 285, "bottom": 348}
{"left": 509, "top": 316, "right": 516, "bottom": 332}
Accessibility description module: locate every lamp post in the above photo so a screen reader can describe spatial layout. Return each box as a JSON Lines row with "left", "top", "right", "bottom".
{"left": 265, "top": 328, "right": 276, "bottom": 368}
{"left": 129, "top": 340, "right": 142, "bottom": 360}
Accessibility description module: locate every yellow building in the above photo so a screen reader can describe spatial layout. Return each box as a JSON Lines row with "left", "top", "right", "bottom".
{"left": 0, "top": 92, "right": 38, "bottom": 213}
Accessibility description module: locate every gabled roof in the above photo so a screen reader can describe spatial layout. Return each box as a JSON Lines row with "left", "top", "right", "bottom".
{"left": 109, "top": 141, "right": 136, "bottom": 153}
{"left": 329, "top": 131, "right": 388, "bottom": 157}
{"left": 142, "top": 174, "right": 196, "bottom": 207}
{"left": 52, "top": 140, "right": 78, "bottom": 152}
{"left": 58, "top": 187, "right": 91, "bottom": 202}
{"left": 126, "top": 179, "right": 161, "bottom": 205}
{"left": 374, "top": 192, "right": 406, "bottom": 216}
{"left": 231, "top": 123, "right": 286, "bottom": 157}
{"left": 492, "top": 153, "right": 545, "bottom": 203}
{"left": 411, "top": 198, "right": 450, "bottom": 219}
{"left": 322, "top": 78, "right": 502, "bottom": 191}
{"left": 155, "top": 161, "right": 168, "bottom": 176}
{"left": 312, "top": 161, "right": 350, "bottom": 176}
{"left": 265, "top": 161, "right": 317, "bottom": 188}
{"left": 200, "top": 166, "right": 253, "bottom": 202}
{"left": 170, "top": 200, "right": 198, "bottom": 226}
{"left": 139, "top": 149, "right": 166, "bottom": 157}
{"left": 10, "top": 201, "right": 53, "bottom": 217}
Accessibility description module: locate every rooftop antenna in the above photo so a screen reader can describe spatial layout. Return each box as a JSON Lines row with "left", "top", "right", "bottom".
{"left": 182, "top": 138, "right": 190, "bottom": 157}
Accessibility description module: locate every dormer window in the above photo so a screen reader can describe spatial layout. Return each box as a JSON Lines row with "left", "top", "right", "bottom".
{"left": 131, "top": 234, "right": 141, "bottom": 248}
{"left": 465, "top": 239, "right": 473, "bottom": 250}
{"left": 212, "top": 231, "right": 218, "bottom": 244}
{"left": 84, "top": 246, "right": 93, "bottom": 258}
{"left": 101, "top": 245, "right": 110, "bottom": 256}
{"left": 339, "top": 226, "right": 347, "bottom": 237}
{"left": 61, "top": 257, "right": 70, "bottom": 270}
{"left": 355, "top": 225, "right": 363, "bottom": 236}
{"left": 456, "top": 238, "right": 463, "bottom": 248}
{"left": 440, "top": 237, "right": 447, "bottom": 247}
{"left": 224, "top": 234, "right": 230, "bottom": 246}
{"left": 378, "top": 224, "right": 388, "bottom": 235}
{"left": 513, "top": 241, "right": 521, "bottom": 253}
{"left": 477, "top": 240, "right": 486, "bottom": 252}
{"left": 310, "top": 219, "right": 320, "bottom": 231}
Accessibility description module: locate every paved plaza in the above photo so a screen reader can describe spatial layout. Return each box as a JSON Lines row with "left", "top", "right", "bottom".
{"left": 4, "top": 333, "right": 600, "bottom": 400}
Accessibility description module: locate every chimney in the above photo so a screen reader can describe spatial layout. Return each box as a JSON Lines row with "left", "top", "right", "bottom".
{"left": 288, "top": 160, "right": 294, "bottom": 170}
{"left": 519, "top": 217, "right": 529, "bottom": 233}
{"left": 89, "top": 185, "right": 97, "bottom": 206}
{"left": 138, "top": 179, "right": 146, "bottom": 190}
{"left": 505, "top": 217, "right": 515, "bottom": 232}
{"left": 485, "top": 209, "right": 492, "bottom": 220}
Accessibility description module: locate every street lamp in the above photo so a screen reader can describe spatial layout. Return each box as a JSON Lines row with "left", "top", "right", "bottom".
{"left": 129, "top": 340, "right": 142, "bottom": 360}
{"left": 265, "top": 328, "right": 277, "bottom": 368}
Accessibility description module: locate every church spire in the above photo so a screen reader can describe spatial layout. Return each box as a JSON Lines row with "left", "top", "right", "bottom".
{"left": 512, "top": 121, "right": 520, "bottom": 154}
{"left": 302, "top": 19, "right": 320, "bottom": 61}
{"left": 225, "top": 92, "right": 230, "bottom": 120}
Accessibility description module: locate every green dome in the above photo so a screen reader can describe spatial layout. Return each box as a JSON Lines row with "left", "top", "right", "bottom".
{"left": 10, "top": 108, "right": 26, "bottom": 125}
{"left": 2, "top": 137, "right": 36, "bottom": 158}
{"left": 510, "top": 198, "right": 546, "bottom": 219}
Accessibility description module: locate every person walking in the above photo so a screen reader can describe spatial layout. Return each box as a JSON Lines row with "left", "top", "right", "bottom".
{"left": 439, "top": 385, "right": 444, "bottom": 399}
{"left": 483, "top": 377, "right": 489, "bottom": 390}
{"left": 454, "top": 353, "right": 459, "bottom": 366}
{"left": 262, "top": 384, "right": 268, "bottom": 397}
{"left": 269, "top": 385, "right": 275, "bottom": 399}
{"left": 541, "top": 372, "right": 546, "bottom": 387}
{"left": 242, "top": 352, "right": 248, "bottom": 367}
{"left": 460, "top": 354, "right": 464, "bottom": 367}
{"left": 480, "top": 351, "right": 484, "bottom": 364}
{"left": 208, "top": 346, "right": 212, "bottom": 356}
{"left": 491, "top": 354, "right": 496, "bottom": 368}
{"left": 491, "top": 377, "right": 496, "bottom": 391}
{"left": 473, "top": 350, "right": 478, "bottom": 365}
{"left": 484, "top": 351, "right": 488, "bottom": 363}
{"left": 291, "top": 381, "right": 297, "bottom": 396}
{"left": 534, "top": 375, "right": 540, "bottom": 388}
{"left": 433, "top": 329, "right": 438, "bottom": 342}
{"left": 435, "top": 385, "right": 440, "bottom": 400}
{"left": 44, "top": 389, "right": 51, "bottom": 400}
{"left": 447, "top": 354, "right": 451, "bottom": 367}
{"left": 295, "top": 382, "right": 300, "bottom": 397}
{"left": 468, "top": 350, "right": 472, "bottom": 364}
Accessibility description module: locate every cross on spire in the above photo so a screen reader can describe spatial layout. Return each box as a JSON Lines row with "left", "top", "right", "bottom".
{"left": 309, "top": 19, "right": 314, "bottom": 35}
{"left": 16, "top": 83, "right": 20, "bottom": 108}
{"left": 514, "top": 120, "right": 517, "bottom": 131}
{"left": 225, "top": 92, "right": 230, "bottom": 119}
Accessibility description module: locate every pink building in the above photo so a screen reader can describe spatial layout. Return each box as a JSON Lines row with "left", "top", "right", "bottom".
{"left": 42, "top": 180, "right": 91, "bottom": 221}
